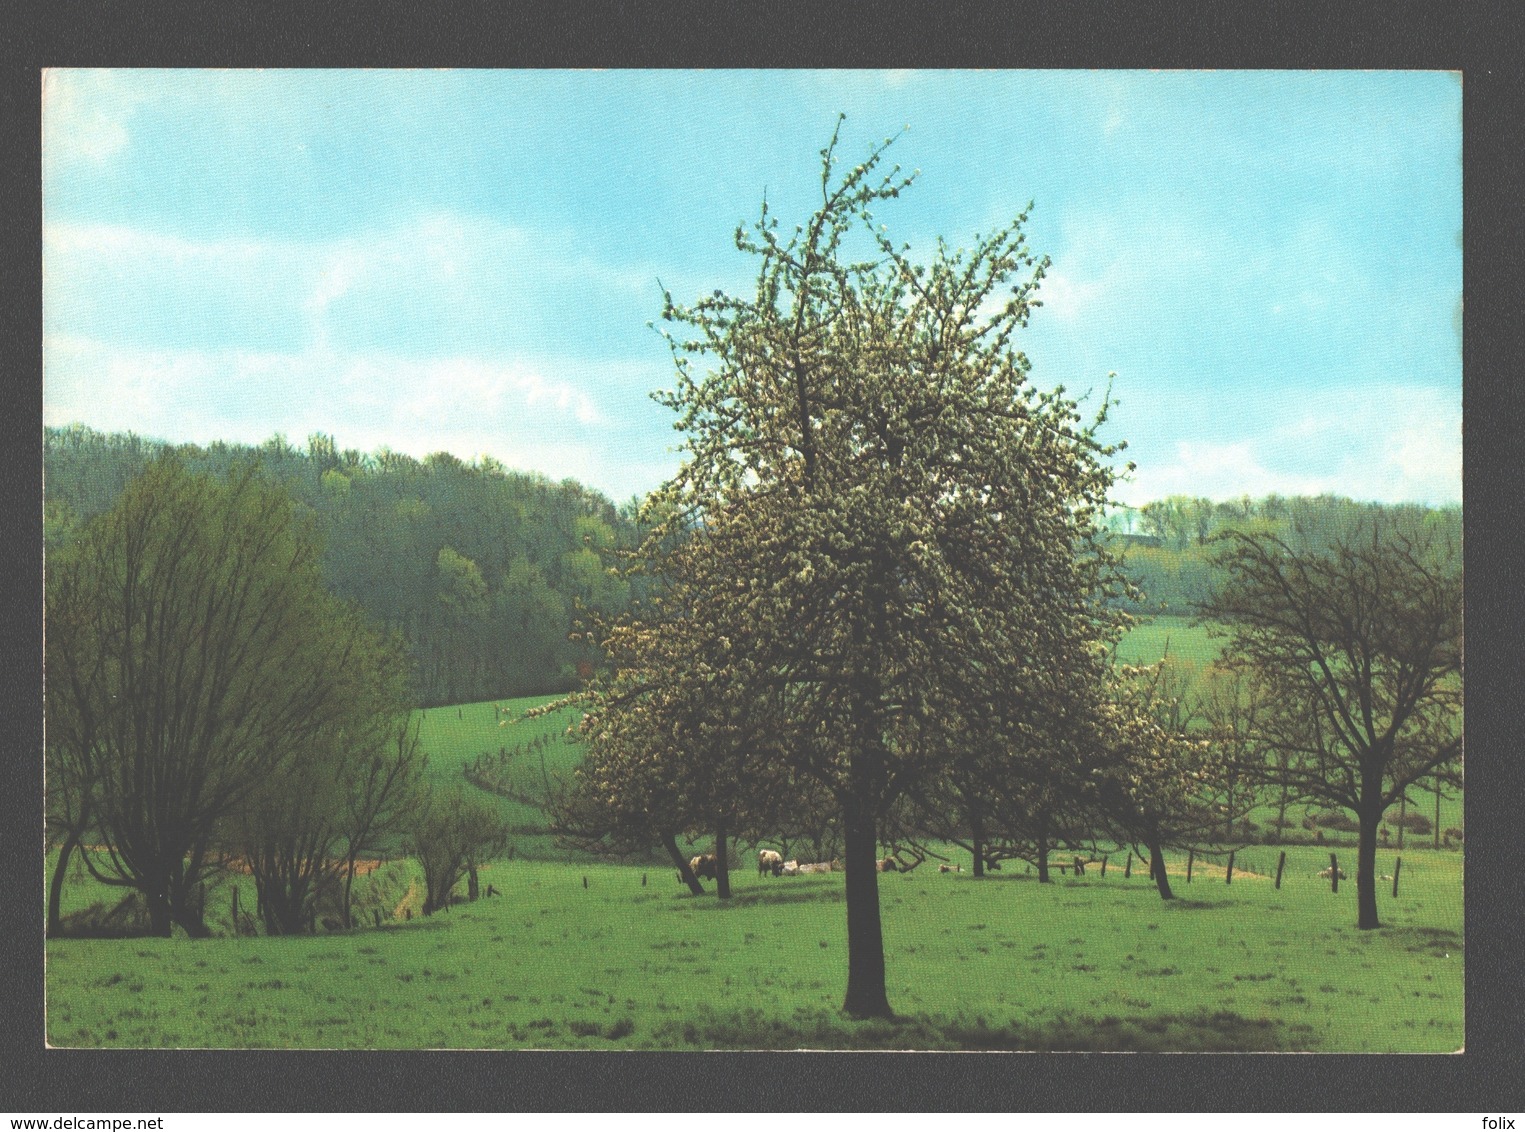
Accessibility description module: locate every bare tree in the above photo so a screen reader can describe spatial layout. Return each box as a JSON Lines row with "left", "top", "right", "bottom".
{"left": 1202, "top": 513, "right": 1462, "bottom": 929}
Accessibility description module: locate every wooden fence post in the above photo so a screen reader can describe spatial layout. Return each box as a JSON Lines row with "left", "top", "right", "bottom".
{"left": 1100, "top": 856, "right": 1108, "bottom": 877}
{"left": 231, "top": 885, "right": 239, "bottom": 933}
{"left": 1329, "top": 853, "right": 1340, "bottom": 893}
{"left": 1274, "top": 851, "right": 1286, "bottom": 890}
{"left": 1392, "top": 857, "right": 1402, "bottom": 898}
{"left": 1186, "top": 851, "right": 1194, "bottom": 884}
{"left": 642, "top": 874, "right": 647, "bottom": 887}
{"left": 1124, "top": 854, "right": 1132, "bottom": 879}
{"left": 374, "top": 909, "right": 381, "bottom": 928}
{"left": 1225, "top": 851, "right": 1235, "bottom": 885}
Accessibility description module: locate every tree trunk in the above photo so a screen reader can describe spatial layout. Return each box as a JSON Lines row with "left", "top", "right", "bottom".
{"left": 468, "top": 863, "right": 480, "bottom": 902}
{"left": 662, "top": 832, "right": 704, "bottom": 896}
{"left": 1433, "top": 778, "right": 1442, "bottom": 851}
{"left": 146, "top": 891, "right": 174, "bottom": 937}
{"left": 342, "top": 860, "right": 357, "bottom": 929}
{"left": 1148, "top": 839, "right": 1174, "bottom": 900}
{"left": 47, "top": 829, "right": 81, "bottom": 938}
{"left": 840, "top": 798, "right": 891, "bottom": 1019}
{"left": 715, "top": 819, "right": 732, "bottom": 900}
{"left": 1356, "top": 775, "right": 1382, "bottom": 930}
{"left": 174, "top": 907, "right": 213, "bottom": 938}
{"left": 1035, "top": 818, "right": 1050, "bottom": 884}
{"left": 971, "top": 810, "right": 985, "bottom": 878}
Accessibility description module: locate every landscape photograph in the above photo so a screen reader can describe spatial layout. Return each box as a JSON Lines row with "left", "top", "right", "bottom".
{"left": 41, "top": 68, "right": 1463, "bottom": 1053}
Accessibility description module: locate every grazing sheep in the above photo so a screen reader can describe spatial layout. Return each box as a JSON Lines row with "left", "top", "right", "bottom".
{"left": 780, "top": 860, "right": 800, "bottom": 876}
{"left": 758, "top": 849, "right": 784, "bottom": 877}
{"left": 690, "top": 854, "right": 720, "bottom": 881}
{"left": 877, "top": 856, "right": 899, "bottom": 873}
{"left": 1317, "top": 866, "right": 1348, "bottom": 881}
{"left": 797, "top": 861, "right": 834, "bottom": 874}
{"left": 938, "top": 863, "right": 963, "bottom": 874}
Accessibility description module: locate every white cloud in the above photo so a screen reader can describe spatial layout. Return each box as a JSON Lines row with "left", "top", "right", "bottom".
{"left": 1031, "top": 268, "right": 1107, "bottom": 323}
{"left": 42, "top": 211, "right": 693, "bottom": 497}
{"left": 1114, "top": 384, "right": 1461, "bottom": 507}
{"left": 1118, "top": 439, "right": 1328, "bottom": 505}
{"left": 43, "top": 333, "right": 675, "bottom": 498}
{"left": 43, "top": 70, "right": 151, "bottom": 168}
{"left": 45, "top": 210, "right": 671, "bottom": 376}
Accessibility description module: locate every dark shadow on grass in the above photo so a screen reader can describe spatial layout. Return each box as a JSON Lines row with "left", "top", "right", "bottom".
{"left": 1382, "top": 925, "right": 1464, "bottom": 954}
{"left": 646, "top": 1004, "right": 1302, "bottom": 1052}
{"left": 689, "top": 886, "right": 846, "bottom": 910}
{"left": 371, "top": 917, "right": 453, "bottom": 935}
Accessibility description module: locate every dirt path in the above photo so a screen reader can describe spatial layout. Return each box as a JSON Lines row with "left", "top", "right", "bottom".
{"left": 391, "top": 879, "right": 418, "bottom": 920}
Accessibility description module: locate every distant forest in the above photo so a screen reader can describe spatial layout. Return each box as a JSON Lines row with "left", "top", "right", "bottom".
{"left": 44, "top": 425, "right": 645, "bottom": 706}
{"left": 44, "top": 424, "right": 1461, "bottom": 705}
{"left": 1103, "top": 493, "right": 1461, "bottom": 615}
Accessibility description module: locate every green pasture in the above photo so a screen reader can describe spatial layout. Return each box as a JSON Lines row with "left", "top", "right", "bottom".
{"left": 415, "top": 694, "right": 585, "bottom": 859}
{"left": 47, "top": 669, "right": 1463, "bottom": 1051}
{"left": 46, "top": 844, "right": 1462, "bottom": 1052}
{"left": 1115, "top": 614, "right": 1223, "bottom": 669}
{"left": 1117, "top": 617, "right": 1464, "bottom": 842}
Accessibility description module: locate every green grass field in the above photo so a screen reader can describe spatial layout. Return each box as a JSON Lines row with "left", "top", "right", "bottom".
{"left": 415, "top": 694, "right": 585, "bottom": 860}
{"left": 45, "top": 844, "right": 1462, "bottom": 1051}
{"left": 1119, "top": 617, "right": 1464, "bottom": 842}
{"left": 1116, "top": 614, "right": 1224, "bottom": 668}
{"left": 45, "top": 644, "right": 1464, "bottom": 1052}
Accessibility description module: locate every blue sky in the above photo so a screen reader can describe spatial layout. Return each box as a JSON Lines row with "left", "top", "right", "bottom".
{"left": 42, "top": 69, "right": 1462, "bottom": 506}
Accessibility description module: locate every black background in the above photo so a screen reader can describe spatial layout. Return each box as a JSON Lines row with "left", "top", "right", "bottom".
{"left": 4, "top": 2, "right": 1521, "bottom": 1113}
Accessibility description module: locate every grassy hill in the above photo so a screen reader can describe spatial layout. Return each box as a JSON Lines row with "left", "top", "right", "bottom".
{"left": 416, "top": 694, "right": 588, "bottom": 861}
{"left": 427, "top": 618, "right": 1461, "bottom": 859}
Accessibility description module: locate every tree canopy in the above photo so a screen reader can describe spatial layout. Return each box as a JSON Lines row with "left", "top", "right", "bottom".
{"left": 572, "top": 120, "right": 1131, "bottom": 1017}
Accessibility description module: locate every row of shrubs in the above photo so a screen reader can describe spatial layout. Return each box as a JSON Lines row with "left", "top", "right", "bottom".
{"left": 56, "top": 860, "right": 415, "bottom": 939}
{"left": 1297, "top": 811, "right": 1460, "bottom": 836}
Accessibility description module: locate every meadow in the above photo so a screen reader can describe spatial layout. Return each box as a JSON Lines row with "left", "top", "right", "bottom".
{"left": 43, "top": 617, "right": 1465, "bottom": 1051}
{"left": 1114, "top": 614, "right": 1224, "bottom": 668}
{"left": 416, "top": 693, "right": 585, "bottom": 860}
{"left": 45, "top": 844, "right": 1463, "bottom": 1051}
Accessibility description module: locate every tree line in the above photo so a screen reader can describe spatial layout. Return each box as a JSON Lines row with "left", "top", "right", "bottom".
{"left": 1106, "top": 494, "right": 1459, "bottom": 614}
{"left": 45, "top": 425, "right": 1457, "bottom": 702}
{"left": 45, "top": 423, "right": 647, "bottom": 706}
